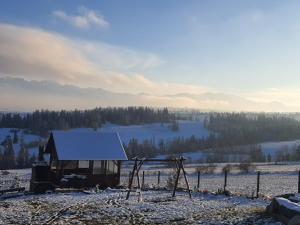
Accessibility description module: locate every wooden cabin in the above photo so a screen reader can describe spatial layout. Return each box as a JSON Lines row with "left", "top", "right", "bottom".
{"left": 30, "top": 131, "right": 128, "bottom": 193}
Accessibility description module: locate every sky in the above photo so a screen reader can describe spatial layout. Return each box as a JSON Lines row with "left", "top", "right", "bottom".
{"left": 1, "top": 0, "right": 300, "bottom": 111}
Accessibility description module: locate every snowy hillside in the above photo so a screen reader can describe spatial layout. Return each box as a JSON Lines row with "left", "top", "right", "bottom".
{"left": 2, "top": 119, "right": 300, "bottom": 162}
{"left": 71, "top": 120, "right": 209, "bottom": 145}
{"left": 155, "top": 139, "right": 300, "bottom": 162}
{"left": 0, "top": 120, "right": 209, "bottom": 156}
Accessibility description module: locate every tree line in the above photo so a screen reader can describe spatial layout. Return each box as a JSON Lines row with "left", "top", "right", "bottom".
{"left": 0, "top": 107, "right": 174, "bottom": 135}
{"left": 204, "top": 113, "right": 300, "bottom": 146}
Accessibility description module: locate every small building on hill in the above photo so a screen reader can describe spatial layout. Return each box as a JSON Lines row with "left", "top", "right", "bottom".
{"left": 30, "top": 131, "right": 128, "bottom": 193}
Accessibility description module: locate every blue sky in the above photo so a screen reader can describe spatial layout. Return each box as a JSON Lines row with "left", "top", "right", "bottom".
{"left": 1, "top": 0, "right": 300, "bottom": 110}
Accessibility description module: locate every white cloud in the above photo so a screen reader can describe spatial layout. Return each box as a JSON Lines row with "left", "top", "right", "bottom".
{"left": 0, "top": 23, "right": 208, "bottom": 96}
{"left": 2, "top": 23, "right": 300, "bottom": 111}
{"left": 78, "top": 41, "right": 165, "bottom": 70}
{"left": 52, "top": 6, "right": 109, "bottom": 29}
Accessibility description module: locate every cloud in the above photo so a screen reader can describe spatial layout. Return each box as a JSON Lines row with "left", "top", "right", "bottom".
{"left": 78, "top": 41, "right": 165, "bottom": 70}
{"left": 52, "top": 6, "right": 109, "bottom": 29}
{"left": 0, "top": 23, "right": 208, "bottom": 96}
{"left": 2, "top": 23, "right": 299, "bottom": 111}
{"left": 1, "top": 76, "right": 298, "bottom": 112}
{"left": 246, "top": 87, "right": 300, "bottom": 107}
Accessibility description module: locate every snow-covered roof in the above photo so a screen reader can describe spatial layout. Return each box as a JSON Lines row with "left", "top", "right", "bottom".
{"left": 51, "top": 131, "right": 127, "bottom": 160}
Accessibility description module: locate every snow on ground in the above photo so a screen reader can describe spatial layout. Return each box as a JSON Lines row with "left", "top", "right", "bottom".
{"left": 0, "top": 169, "right": 31, "bottom": 191}
{"left": 261, "top": 140, "right": 300, "bottom": 159}
{"left": 1, "top": 165, "right": 296, "bottom": 224}
{"left": 2, "top": 163, "right": 300, "bottom": 198}
{"left": 0, "top": 128, "right": 41, "bottom": 144}
{"left": 71, "top": 120, "right": 209, "bottom": 145}
{"left": 0, "top": 190, "right": 280, "bottom": 225}
{"left": 156, "top": 139, "right": 300, "bottom": 162}
{"left": 120, "top": 163, "right": 300, "bottom": 198}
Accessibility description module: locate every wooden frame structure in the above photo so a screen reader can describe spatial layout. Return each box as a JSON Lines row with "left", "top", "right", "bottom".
{"left": 30, "top": 131, "right": 127, "bottom": 193}
{"left": 126, "top": 157, "right": 191, "bottom": 199}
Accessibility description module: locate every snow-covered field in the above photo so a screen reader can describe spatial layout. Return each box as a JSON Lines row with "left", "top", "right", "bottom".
{"left": 1, "top": 163, "right": 300, "bottom": 197}
{"left": 0, "top": 189, "right": 280, "bottom": 225}
{"left": 3, "top": 164, "right": 298, "bottom": 224}
{"left": 120, "top": 163, "right": 300, "bottom": 198}
{"left": 156, "top": 139, "right": 300, "bottom": 162}
{"left": 72, "top": 120, "right": 210, "bottom": 145}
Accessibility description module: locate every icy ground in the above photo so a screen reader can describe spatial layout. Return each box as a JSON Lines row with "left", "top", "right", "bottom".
{"left": 0, "top": 189, "right": 281, "bottom": 225}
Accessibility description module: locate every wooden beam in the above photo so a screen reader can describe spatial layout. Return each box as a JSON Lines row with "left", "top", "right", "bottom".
{"left": 126, "top": 157, "right": 191, "bottom": 200}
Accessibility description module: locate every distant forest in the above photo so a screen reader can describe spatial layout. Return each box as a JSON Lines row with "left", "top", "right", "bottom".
{"left": 126, "top": 113, "right": 300, "bottom": 162}
{"left": 2, "top": 110, "right": 300, "bottom": 169}
{"left": 0, "top": 107, "right": 175, "bottom": 135}
{"left": 204, "top": 113, "right": 300, "bottom": 145}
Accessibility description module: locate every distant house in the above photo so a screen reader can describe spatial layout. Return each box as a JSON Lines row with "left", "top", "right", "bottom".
{"left": 30, "top": 131, "right": 127, "bottom": 193}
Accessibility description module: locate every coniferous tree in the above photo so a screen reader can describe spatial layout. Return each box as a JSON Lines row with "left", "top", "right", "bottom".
{"left": 3, "top": 136, "right": 15, "bottom": 169}
{"left": 13, "top": 130, "right": 18, "bottom": 144}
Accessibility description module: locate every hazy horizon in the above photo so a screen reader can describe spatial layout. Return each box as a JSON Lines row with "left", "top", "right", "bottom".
{"left": 1, "top": 1, "right": 300, "bottom": 111}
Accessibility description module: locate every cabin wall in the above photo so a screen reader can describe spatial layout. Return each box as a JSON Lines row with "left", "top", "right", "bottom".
{"left": 49, "top": 160, "right": 122, "bottom": 188}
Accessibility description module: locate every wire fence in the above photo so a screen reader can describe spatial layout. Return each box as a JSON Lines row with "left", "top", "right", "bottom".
{"left": 120, "top": 169, "right": 300, "bottom": 197}
{"left": 1, "top": 168, "right": 299, "bottom": 197}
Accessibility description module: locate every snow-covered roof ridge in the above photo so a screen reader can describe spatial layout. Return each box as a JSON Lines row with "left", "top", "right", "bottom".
{"left": 51, "top": 130, "right": 128, "bottom": 161}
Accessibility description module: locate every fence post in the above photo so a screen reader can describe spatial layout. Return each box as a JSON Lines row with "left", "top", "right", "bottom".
{"left": 197, "top": 171, "right": 200, "bottom": 189}
{"left": 298, "top": 171, "right": 300, "bottom": 193}
{"left": 157, "top": 171, "right": 160, "bottom": 187}
{"left": 142, "top": 171, "right": 145, "bottom": 190}
{"left": 224, "top": 170, "right": 227, "bottom": 192}
{"left": 256, "top": 171, "right": 260, "bottom": 198}
{"left": 128, "top": 171, "right": 132, "bottom": 185}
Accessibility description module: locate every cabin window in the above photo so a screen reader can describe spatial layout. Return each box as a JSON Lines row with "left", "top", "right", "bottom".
{"left": 107, "top": 160, "right": 118, "bottom": 174}
{"left": 78, "top": 160, "right": 89, "bottom": 168}
{"left": 93, "top": 160, "right": 106, "bottom": 174}
{"left": 92, "top": 160, "right": 118, "bottom": 174}
{"left": 62, "top": 160, "right": 77, "bottom": 169}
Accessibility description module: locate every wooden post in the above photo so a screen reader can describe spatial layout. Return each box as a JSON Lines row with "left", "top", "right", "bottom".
{"left": 197, "top": 171, "right": 200, "bottom": 189}
{"left": 172, "top": 160, "right": 181, "bottom": 197}
{"left": 126, "top": 159, "right": 138, "bottom": 200}
{"left": 136, "top": 169, "right": 141, "bottom": 189}
{"left": 298, "top": 171, "right": 300, "bottom": 193}
{"left": 180, "top": 159, "right": 192, "bottom": 198}
{"left": 224, "top": 169, "right": 228, "bottom": 192}
{"left": 128, "top": 171, "right": 132, "bottom": 185}
{"left": 157, "top": 171, "right": 160, "bottom": 187}
{"left": 142, "top": 171, "right": 145, "bottom": 190}
{"left": 256, "top": 171, "right": 260, "bottom": 198}
{"left": 126, "top": 159, "right": 145, "bottom": 200}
